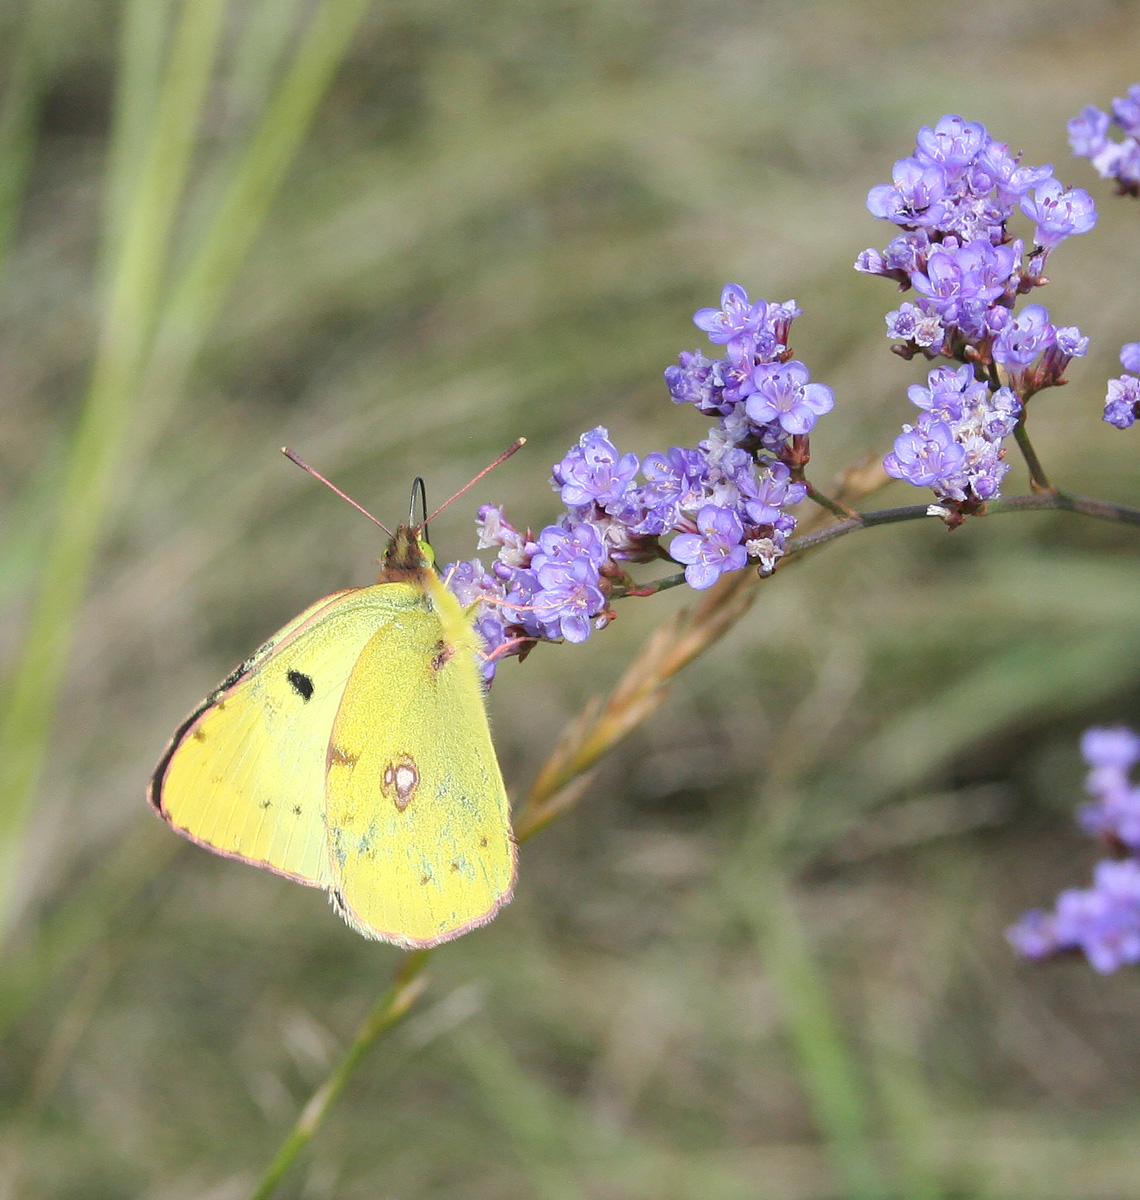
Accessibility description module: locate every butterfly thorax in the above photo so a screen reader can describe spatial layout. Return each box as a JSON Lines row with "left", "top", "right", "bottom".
{"left": 377, "top": 525, "right": 434, "bottom": 584}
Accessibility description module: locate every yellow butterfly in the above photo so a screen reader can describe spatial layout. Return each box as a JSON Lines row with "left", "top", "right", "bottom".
{"left": 148, "top": 453, "right": 519, "bottom": 949}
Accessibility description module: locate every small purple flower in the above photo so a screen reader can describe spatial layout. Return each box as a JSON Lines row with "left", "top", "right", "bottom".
{"left": 1055, "top": 326, "right": 1090, "bottom": 358}
{"left": 1114, "top": 139, "right": 1140, "bottom": 188}
{"left": 639, "top": 446, "right": 707, "bottom": 532}
{"left": 532, "top": 555, "right": 607, "bottom": 643}
{"left": 886, "top": 302, "right": 945, "bottom": 349}
{"left": 1120, "top": 342, "right": 1140, "bottom": 373}
{"left": 1053, "top": 861, "right": 1140, "bottom": 974}
{"left": 984, "top": 386, "right": 1022, "bottom": 439}
{"left": 1084, "top": 726, "right": 1140, "bottom": 772}
{"left": 665, "top": 350, "right": 730, "bottom": 415}
{"left": 1079, "top": 725, "right": 1140, "bottom": 846}
{"left": 992, "top": 303, "right": 1056, "bottom": 367}
{"left": 883, "top": 419, "right": 965, "bottom": 490}
{"left": 1112, "top": 84, "right": 1140, "bottom": 138}
{"left": 445, "top": 557, "right": 501, "bottom": 610}
{"left": 885, "top": 364, "right": 1021, "bottom": 504}
{"left": 745, "top": 361, "right": 835, "bottom": 435}
{"left": 765, "top": 300, "right": 802, "bottom": 349}
{"left": 1104, "top": 374, "right": 1140, "bottom": 429}
{"left": 669, "top": 504, "right": 747, "bottom": 590}
{"left": 866, "top": 156, "right": 948, "bottom": 225}
{"left": 959, "top": 435, "right": 1009, "bottom": 500}
{"left": 444, "top": 558, "right": 511, "bottom": 679}
{"left": 738, "top": 461, "right": 807, "bottom": 525}
{"left": 1069, "top": 105, "right": 1111, "bottom": 158}
{"left": 1007, "top": 909, "right": 1061, "bottom": 960}
{"left": 553, "top": 426, "right": 640, "bottom": 511}
{"left": 915, "top": 114, "right": 987, "bottom": 171}
{"left": 693, "top": 284, "right": 768, "bottom": 349}
{"left": 976, "top": 141, "right": 1053, "bottom": 207}
{"left": 476, "top": 504, "right": 533, "bottom": 567}
{"left": 910, "top": 239, "right": 1014, "bottom": 324}
{"left": 907, "top": 363, "right": 980, "bottom": 417}
{"left": 1020, "top": 179, "right": 1097, "bottom": 248}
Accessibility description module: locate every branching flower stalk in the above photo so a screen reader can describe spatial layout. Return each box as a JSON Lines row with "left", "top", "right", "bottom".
{"left": 230, "top": 102, "right": 1140, "bottom": 1194}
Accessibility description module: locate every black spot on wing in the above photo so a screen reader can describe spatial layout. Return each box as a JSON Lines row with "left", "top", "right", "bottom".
{"left": 287, "top": 669, "right": 315, "bottom": 701}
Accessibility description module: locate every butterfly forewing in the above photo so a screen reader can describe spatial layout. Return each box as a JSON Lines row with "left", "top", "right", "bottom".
{"left": 151, "top": 587, "right": 422, "bottom": 886}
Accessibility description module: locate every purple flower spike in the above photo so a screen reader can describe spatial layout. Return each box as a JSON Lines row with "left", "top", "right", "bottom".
{"left": 693, "top": 284, "right": 768, "bottom": 348}
{"left": 1010, "top": 724, "right": 1140, "bottom": 974}
{"left": 745, "top": 361, "right": 835, "bottom": 435}
{"left": 1020, "top": 179, "right": 1097, "bottom": 248}
{"left": 669, "top": 504, "right": 747, "bottom": 590}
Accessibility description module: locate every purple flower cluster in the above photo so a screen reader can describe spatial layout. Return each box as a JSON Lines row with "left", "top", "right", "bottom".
{"left": 443, "top": 285, "right": 829, "bottom": 673}
{"left": 882, "top": 364, "right": 1021, "bottom": 502}
{"left": 858, "top": 115, "right": 1095, "bottom": 506}
{"left": 1069, "top": 84, "right": 1140, "bottom": 197}
{"left": 1009, "top": 727, "right": 1140, "bottom": 973}
{"left": 1103, "top": 342, "right": 1140, "bottom": 430}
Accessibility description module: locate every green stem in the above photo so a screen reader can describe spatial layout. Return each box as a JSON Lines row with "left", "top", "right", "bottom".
{"left": 1013, "top": 421, "right": 1053, "bottom": 492}
{"left": 806, "top": 482, "right": 860, "bottom": 520}
{"left": 615, "top": 572, "right": 688, "bottom": 598}
{"left": 246, "top": 951, "right": 431, "bottom": 1200}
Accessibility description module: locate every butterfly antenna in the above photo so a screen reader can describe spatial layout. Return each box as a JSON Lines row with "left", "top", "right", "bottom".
{"left": 281, "top": 447, "right": 394, "bottom": 536}
{"left": 423, "top": 437, "right": 527, "bottom": 526}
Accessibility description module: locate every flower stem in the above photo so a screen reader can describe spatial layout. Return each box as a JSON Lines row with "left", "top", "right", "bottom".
{"left": 805, "top": 483, "right": 860, "bottom": 520}
{"left": 785, "top": 490, "right": 1140, "bottom": 557}
{"left": 1013, "top": 421, "right": 1053, "bottom": 492}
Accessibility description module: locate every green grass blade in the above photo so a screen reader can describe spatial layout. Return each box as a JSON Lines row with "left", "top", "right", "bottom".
{"left": 456, "top": 1028, "right": 590, "bottom": 1200}
{"left": 101, "top": 0, "right": 175, "bottom": 268}
{"left": 0, "top": 0, "right": 228, "bottom": 939}
{"left": 734, "top": 849, "right": 888, "bottom": 1200}
{"left": 132, "top": 0, "right": 372, "bottom": 456}
{"left": 0, "top": 0, "right": 49, "bottom": 284}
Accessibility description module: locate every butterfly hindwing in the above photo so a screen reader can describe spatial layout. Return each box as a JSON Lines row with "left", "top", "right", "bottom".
{"left": 326, "top": 572, "right": 516, "bottom": 947}
{"left": 150, "top": 586, "right": 425, "bottom": 886}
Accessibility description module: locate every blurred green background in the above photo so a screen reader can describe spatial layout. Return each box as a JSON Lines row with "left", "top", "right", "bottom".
{"left": 3, "top": 0, "right": 1140, "bottom": 1196}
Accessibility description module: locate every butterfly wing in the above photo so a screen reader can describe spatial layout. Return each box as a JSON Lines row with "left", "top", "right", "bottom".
{"left": 325, "top": 574, "right": 516, "bottom": 947}
{"left": 149, "top": 586, "right": 420, "bottom": 886}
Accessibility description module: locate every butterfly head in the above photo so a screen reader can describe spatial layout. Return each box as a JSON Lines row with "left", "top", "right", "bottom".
{"left": 378, "top": 524, "right": 436, "bottom": 582}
